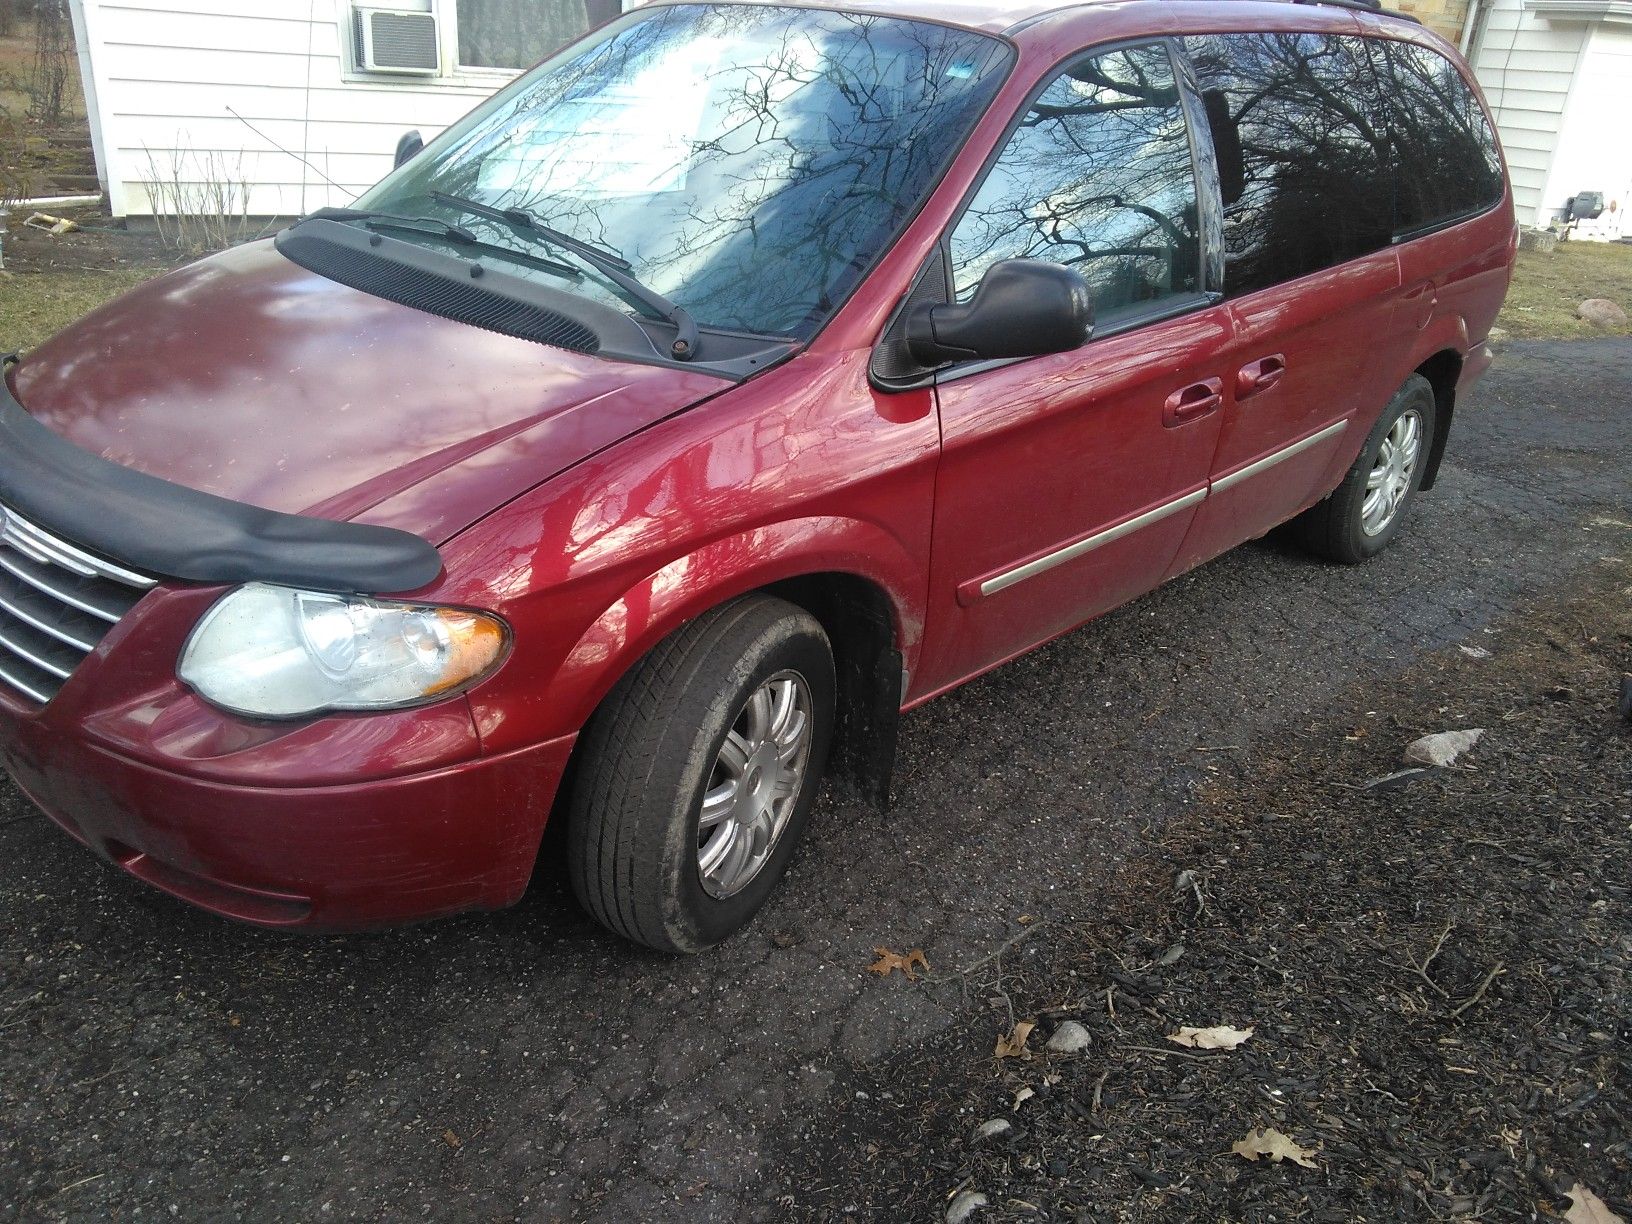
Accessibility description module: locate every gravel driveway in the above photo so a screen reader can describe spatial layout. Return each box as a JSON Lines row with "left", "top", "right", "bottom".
{"left": 3, "top": 339, "right": 1629, "bottom": 1221}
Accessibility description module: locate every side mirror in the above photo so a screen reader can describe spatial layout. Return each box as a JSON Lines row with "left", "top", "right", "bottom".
{"left": 394, "top": 130, "right": 425, "bottom": 170}
{"left": 905, "top": 259, "right": 1093, "bottom": 366}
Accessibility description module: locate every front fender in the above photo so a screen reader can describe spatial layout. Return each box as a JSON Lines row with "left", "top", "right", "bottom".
{"left": 433, "top": 348, "right": 939, "bottom": 756}
{"left": 466, "top": 515, "right": 926, "bottom": 753}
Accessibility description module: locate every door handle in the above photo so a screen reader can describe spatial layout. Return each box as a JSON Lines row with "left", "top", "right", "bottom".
{"left": 1163, "top": 377, "right": 1223, "bottom": 428}
{"left": 1236, "top": 354, "right": 1285, "bottom": 399}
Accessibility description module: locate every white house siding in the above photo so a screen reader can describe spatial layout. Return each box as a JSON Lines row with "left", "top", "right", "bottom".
{"left": 74, "top": 0, "right": 517, "bottom": 219}
{"left": 1469, "top": 0, "right": 1591, "bottom": 227}
{"left": 1541, "top": 21, "right": 1632, "bottom": 222}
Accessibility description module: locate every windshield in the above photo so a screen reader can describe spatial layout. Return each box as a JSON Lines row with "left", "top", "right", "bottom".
{"left": 356, "top": 3, "right": 1011, "bottom": 338}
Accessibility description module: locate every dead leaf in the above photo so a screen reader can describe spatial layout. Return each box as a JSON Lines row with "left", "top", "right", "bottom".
{"left": 441, "top": 1129, "right": 462, "bottom": 1149}
{"left": 1564, "top": 1184, "right": 1627, "bottom": 1224}
{"left": 1011, "top": 1086, "right": 1034, "bottom": 1110}
{"left": 1232, "top": 1127, "right": 1317, "bottom": 1169}
{"left": 1169, "top": 1024, "right": 1255, "bottom": 1050}
{"left": 994, "top": 1019, "right": 1035, "bottom": 1059}
{"left": 867, "top": 946, "right": 929, "bottom": 981}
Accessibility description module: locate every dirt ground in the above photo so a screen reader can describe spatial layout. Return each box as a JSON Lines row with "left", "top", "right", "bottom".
{"left": 778, "top": 570, "right": 1631, "bottom": 1222}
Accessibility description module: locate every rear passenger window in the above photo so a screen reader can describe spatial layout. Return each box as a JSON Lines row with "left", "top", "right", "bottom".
{"left": 948, "top": 42, "right": 1202, "bottom": 325}
{"left": 1186, "top": 33, "right": 1394, "bottom": 298}
{"left": 1383, "top": 41, "right": 1504, "bottom": 235}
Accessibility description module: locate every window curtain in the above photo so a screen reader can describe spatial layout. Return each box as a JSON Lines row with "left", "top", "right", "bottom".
{"left": 456, "top": 0, "right": 601, "bottom": 70}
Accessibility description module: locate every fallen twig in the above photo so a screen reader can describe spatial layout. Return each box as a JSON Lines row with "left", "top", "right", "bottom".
{"left": 922, "top": 920, "right": 1053, "bottom": 985}
{"left": 54, "top": 1173, "right": 105, "bottom": 1196}
{"left": 1448, "top": 962, "right": 1506, "bottom": 1019}
{"left": 1386, "top": 921, "right": 1454, "bottom": 998}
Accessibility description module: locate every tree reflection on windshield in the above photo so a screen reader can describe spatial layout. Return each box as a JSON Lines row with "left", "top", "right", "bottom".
{"left": 360, "top": 5, "right": 1011, "bottom": 337}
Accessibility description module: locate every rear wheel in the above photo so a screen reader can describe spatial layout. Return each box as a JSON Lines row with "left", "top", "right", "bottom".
{"left": 1295, "top": 374, "right": 1437, "bottom": 564}
{"left": 566, "top": 596, "right": 834, "bottom": 953}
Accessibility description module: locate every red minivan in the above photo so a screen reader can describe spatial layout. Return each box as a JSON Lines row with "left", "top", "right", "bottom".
{"left": 0, "top": 0, "right": 1512, "bottom": 950}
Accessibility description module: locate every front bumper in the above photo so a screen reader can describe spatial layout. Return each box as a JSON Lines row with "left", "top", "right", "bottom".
{"left": 0, "top": 697, "right": 575, "bottom": 929}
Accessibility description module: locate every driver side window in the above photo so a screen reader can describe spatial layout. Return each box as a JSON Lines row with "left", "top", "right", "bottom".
{"left": 948, "top": 42, "right": 1202, "bottom": 326}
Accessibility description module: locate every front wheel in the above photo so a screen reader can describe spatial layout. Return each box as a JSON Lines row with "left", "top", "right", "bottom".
{"left": 1294, "top": 374, "right": 1437, "bottom": 564}
{"left": 566, "top": 596, "right": 835, "bottom": 953}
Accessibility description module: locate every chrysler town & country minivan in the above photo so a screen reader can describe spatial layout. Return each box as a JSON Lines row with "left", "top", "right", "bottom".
{"left": 0, "top": 0, "right": 1514, "bottom": 950}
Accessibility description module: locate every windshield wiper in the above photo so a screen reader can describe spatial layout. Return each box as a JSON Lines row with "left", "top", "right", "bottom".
{"left": 431, "top": 190, "right": 699, "bottom": 361}
{"left": 306, "top": 206, "right": 584, "bottom": 282}
{"left": 311, "top": 206, "right": 480, "bottom": 245}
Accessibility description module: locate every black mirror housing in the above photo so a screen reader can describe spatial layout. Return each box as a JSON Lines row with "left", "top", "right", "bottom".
{"left": 905, "top": 259, "right": 1093, "bottom": 367}
{"left": 394, "top": 130, "right": 425, "bottom": 170}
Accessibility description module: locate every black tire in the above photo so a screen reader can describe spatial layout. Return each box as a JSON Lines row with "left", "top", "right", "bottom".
{"left": 566, "top": 596, "right": 835, "bottom": 953}
{"left": 1295, "top": 374, "right": 1437, "bottom": 564}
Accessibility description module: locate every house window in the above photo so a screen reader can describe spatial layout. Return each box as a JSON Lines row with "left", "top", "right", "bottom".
{"left": 454, "top": 0, "right": 620, "bottom": 71}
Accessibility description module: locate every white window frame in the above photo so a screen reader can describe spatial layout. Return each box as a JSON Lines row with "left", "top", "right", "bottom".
{"left": 340, "top": 0, "right": 532, "bottom": 87}
{"left": 436, "top": 0, "right": 530, "bottom": 80}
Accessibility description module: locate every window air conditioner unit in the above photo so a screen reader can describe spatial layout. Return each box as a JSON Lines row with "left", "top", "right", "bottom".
{"left": 354, "top": 6, "right": 440, "bottom": 76}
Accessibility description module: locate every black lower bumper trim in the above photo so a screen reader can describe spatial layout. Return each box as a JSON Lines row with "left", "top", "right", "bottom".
{"left": 0, "top": 357, "right": 442, "bottom": 595}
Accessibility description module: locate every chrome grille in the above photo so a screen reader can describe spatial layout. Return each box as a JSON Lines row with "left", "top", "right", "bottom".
{"left": 0, "top": 504, "right": 155, "bottom": 705}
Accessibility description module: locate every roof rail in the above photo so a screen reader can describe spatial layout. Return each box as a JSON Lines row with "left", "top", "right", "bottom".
{"left": 1289, "top": 0, "right": 1424, "bottom": 24}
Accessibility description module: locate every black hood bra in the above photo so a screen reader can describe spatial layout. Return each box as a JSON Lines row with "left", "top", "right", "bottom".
{"left": 0, "top": 355, "right": 443, "bottom": 595}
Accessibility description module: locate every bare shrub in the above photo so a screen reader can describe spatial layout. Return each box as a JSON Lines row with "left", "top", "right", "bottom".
{"left": 139, "top": 144, "right": 256, "bottom": 254}
{"left": 0, "top": 101, "right": 27, "bottom": 207}
{"left": 28, "top": 0, "right": 75, "bottom": 125}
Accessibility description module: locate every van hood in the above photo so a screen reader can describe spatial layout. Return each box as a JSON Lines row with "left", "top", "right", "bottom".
{"left": 14, "top": 240, "right": 733, "bottom": 546}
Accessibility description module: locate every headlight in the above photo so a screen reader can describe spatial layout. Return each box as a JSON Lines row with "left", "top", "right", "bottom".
{"left": 178, "top": 583, "right": 508, "bottom": 718}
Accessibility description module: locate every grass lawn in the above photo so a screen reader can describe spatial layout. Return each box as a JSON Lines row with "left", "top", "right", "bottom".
{"left": 1498, "top": 240, "right": 1632, "bottom": 339}
{"left": 0, "top": 267, "right": 160, "bottom": 351}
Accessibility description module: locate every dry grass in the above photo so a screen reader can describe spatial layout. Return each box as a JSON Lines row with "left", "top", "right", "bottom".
{"left": 1498, "top": 240, "right": 1632, "bottom": 340}
{"left": 0, "top": 266, "right": 158, "bottom": 350}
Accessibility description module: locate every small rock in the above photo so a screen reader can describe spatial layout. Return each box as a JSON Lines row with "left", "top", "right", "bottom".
{"left": 969, "top": 1118, "right": 1011, "bottom": 1146}
{"left": 1577, "top": 298, "right": 1628, "bottom": 329}
{"left": 1459, "top": 644, "right": 1492, "bottom": 660}
{"left": 946, "top": 1190, "right": 989, "bottom": 1224}
{"left": 1618, "top": 676, "right": 1632, "bottom": 722}
{"left": 1046, "top": 1021, "right": 1092, "bottom": 1054}
{"left": 1403, "top": 728, "right": 1484, "bottom": 768}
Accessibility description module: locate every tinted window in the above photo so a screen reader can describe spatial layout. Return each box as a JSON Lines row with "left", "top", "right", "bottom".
{"left": 949, "top": 43, "right": 1201, "bottom": 323}
{"left": 1383, "top": 41, "right": 1504, "bottom": 234}
{"left": 360, "top": 5, "right": 1011, "bottom": 337}
{"left": 1186, "top": 33, "right": 1393, "bottom": 298}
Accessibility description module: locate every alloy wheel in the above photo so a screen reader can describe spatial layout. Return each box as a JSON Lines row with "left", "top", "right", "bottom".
{"left": 1361, "top": 408, "right": 1423, "bottom": 537}
{"left": 696, "top": 669, "right": 813, "bottom": 899}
